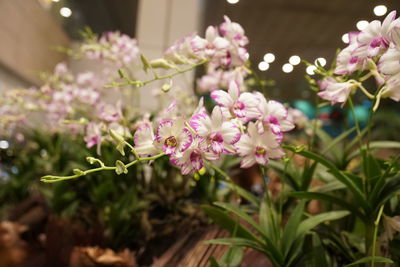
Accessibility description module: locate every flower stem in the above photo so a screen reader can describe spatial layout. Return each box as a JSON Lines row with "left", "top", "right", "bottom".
{"left": 371, "top": 205, "right": 384, "bottom": 267}
{"left": 357, "top": 83, "right": 375, "bottom": 99}
{"left": 105, "top": 60, "right": 208, "bottom": 88}
{"left": 41, "top": 153, "right": 165, "bottom": 183}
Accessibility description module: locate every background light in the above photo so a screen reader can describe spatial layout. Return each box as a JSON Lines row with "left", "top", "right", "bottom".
{"left": 306, "top": 65, "right": 317, "bottom": 75}
{"left": 258, "top": 61, "right": 269, "bottom": 71}
{"left": 356, "top": 20, "right": 369, "bottom": 31}
{"left": 282, "top": 63, "right": 293, "bottom": 73}
{"left": 374, "top": 5, "right": 387, "bottom": 16}
{"left": 60, "top": 7, "right": 72, "bottom": 17}
{"left": 227, "top": 0, "right": 239, "bottom": 4}
{"left": 52, "top": 0, "right": 60, "bottom": 2}
{"left": 289, "top": 55, "right": 301, "bottom": 65}
{"left": 315, "top": 57, "right": 327, "bottom": 67}
{"left": 342, "top": 33, "right": 350, "bottom": 44}
{"left": 0, "top": 140, "right": 9, "bottom": 150}
{"left": 263, "top": 53, "right": 275, "bottom": 63}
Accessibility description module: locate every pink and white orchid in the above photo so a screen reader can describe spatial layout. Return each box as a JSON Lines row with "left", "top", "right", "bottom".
{"left": 190, "top": 106, "right": 241, "bottom": 155}
{"left": 255, "top": 97, "right": 294, "bottom": 138}
{"left": 235, "top": 122, "right": 284, "bottom": 168}
{"left": 191, "top": 26, "right": 230, "bottom": 58}
{"left": 155, "top": 118, "right": 193, "bottom": 155}
{"left": 381, "top": 74, "right": 400, "bottom": 102}
{"left": 211, "top": 81, "right": 259, "bottom": 120}
{"left": 134, "top": 122, "right": 160, "bottom": 157}
{"left": 317, "top": 77, "right": 356, "bottom": 105}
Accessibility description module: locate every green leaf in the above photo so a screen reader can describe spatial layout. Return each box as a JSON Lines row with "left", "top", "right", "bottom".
{"left": 204, "top": 238, "right": 264, "bottom": 253}
{"left": 370, "top": 175, "right": 400, "bottom": 214}
{"left": 300, "top": 162, "right": 318, "bottom": 190}
{"left": 213, "top": 202, "right": 266, "bottom": 236}
{"left": 208, "top": 257, "right": 220, "bottom": 267}
{"left": 219, "top": 181, "right": 260, "bottom": 207}
{"left": 344, "top": 256, "right": 393, "bottom": 267}
{"left": 284, "top": 146, "right": 370, "bottom": 212}
{"left": 259, "top": 194, "right": 283, "bottom": 252}
{"left": 219, "top": 246, "right": 244, "bottom": 267}
{"left": 321, "top": 127, "right": 355, "bottom": 156}
{"left": 281, "top": 201, "right": 305, "bottom": 258}
{"left": 268, "top": 160, "right": 300, "bottom": 190}
{"left": 314, "top": 180, "right": 345, "bottom": 192}
{"left": 290, "top": 192, "right": 365, "bottom": 220}
{"left": 369, "top": 157, "right": 400, "bottom": 206}
{"left": 296, "top": 210, "right": 350, "bottom": 239}
{"left": 201, "top": 205, "right": 260, "bottom": 243}
{"left": 347, "top": 141, "right": 400, "bottom": 160}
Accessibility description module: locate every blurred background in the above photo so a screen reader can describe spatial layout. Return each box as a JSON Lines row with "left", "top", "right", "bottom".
{"left": 1, "top": 0, "right": 400, "bottom": 102}
{"left": 0, "top": 1, "right": 400, "bottom": 266}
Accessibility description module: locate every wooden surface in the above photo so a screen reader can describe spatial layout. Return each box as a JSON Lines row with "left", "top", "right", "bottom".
{"left": 0, "top": 0, "right": 70, "bottom": 85}
{"left": 152, "top": 225, "right": 272, "bottom": 267}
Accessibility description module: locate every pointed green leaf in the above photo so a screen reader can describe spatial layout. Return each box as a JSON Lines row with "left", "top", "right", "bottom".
{"left": 213, "top": 202, "right": 268, "bottom": 240}
{"left": 290, "top": 192, "right": 365, "bottom": 220}
{"left": 219, "top": 181, "right": 260, "bottom": 207}
{"left": 297, "top": 210, "right": 350, "bottom": 239}
{"left": 201, "top": 205, "right": 260, "bottom": 243}
{"left": 284, "top": 146, "right": 370, "bottom": 212}
{"left": 281, "top": 201, "right": 305, "bottom": 257}
{"left": 344, "top": 256, "right": 393, "bottom": 267}
{"left": 219, "top": 246, "right": 244, "bottom": 267}
{"left": 347, "top": 141, "right": 400, "bottom": 160}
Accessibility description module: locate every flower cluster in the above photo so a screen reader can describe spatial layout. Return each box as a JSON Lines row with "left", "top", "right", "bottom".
{"left": 161, "top": 16, "right": 250, "bottom": 93}
{"left": 133, "top": 81, "right": 292, "bottom": 175}
{"left": 317, "top": 11, "right": 400, "bottom": 107}
{"left": 0, "top": 32, "right": 142, "bottom": 152}
{"left": 81, "top": 31, "right": 140, "bottom": 67}
{"left": 165, "top": 16, "right": 248, "bottom": 68}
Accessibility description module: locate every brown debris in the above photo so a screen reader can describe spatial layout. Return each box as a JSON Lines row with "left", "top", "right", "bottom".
{"left": 70, "top": 246, "right": 137, "bottom": 267}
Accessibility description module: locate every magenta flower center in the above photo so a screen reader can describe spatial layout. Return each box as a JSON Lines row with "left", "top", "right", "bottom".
{"left": 233, "top": 101, "right": 245, "bottom": 111}
{"left": 209, "top": 132, "right": 223, "bottom": 143}
{"left": 269, "top": 116, "right": 279, "bottom": 125}
{"left": 349, "top": 56, "right": 358, "bottom": 64}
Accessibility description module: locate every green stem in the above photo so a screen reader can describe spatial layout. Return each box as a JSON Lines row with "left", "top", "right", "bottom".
{"left": 41, "top": 153, "right": 165, "bottom": 183}
{"left": 371, "top": 205, "right": 384, "bottom": 267}
{"left": 347, "top": 98, "right": 363, "bottom": 151}
{"left": 105, "top": 60, "right": 208, "bottom": 88}
{"left": 348, "top": 97, "right": 368, "bottom": 193}
{"left": 208, "top": 162, "right": 241, "bottom": 204}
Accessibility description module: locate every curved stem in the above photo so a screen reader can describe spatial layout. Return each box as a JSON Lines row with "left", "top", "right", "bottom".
{"left": 105, "top": 60, "right": 208, "bottom": 88}
{"left": 347, "top": 98, "right": 363, "bottom": 149}
{"left": 41, "top": 153, "right": 165, "bottom": 183}
{"left": 371, "top": 205, "right": 384, "bottom": 267}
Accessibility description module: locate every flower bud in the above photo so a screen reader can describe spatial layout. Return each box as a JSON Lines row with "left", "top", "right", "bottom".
{"left": 115, "top": 160, "right": 128, "bottom": 175}
{"left": 149, "top": 59, "right": 177, "bottom": 69}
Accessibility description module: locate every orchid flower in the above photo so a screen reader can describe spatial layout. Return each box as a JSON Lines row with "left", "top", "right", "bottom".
{"left": 190, "top": 106, "right": 240, "bottom": 155}
{"left": 169, "top": 137, "right": 208, "bottom": 175}
{"left": 191, "top": 26, "right": 230, "bottom": 58}
{"left": 133, "top": 122, "right": 160, "bottom": 157}
{"left": 381, "top": 74, "right": 400, "bottom": 102}
{"left": 154, "top": 118, "right": 193, "bottom": 155}
{"left": 357, "top": 11, "right": 397, "bottom": 58}
{"left": 235, "top": 122, "right": 284, "bottom": 168}
{"left": 334, "top": 32, "right": 364, "bottom": 75}
{"left": 211, "top": 80, "right": 259, "bottom": 120}
{"left": 317, "top": 77, "right": 357, "bottom": 105}
{"left": 255, "top": 96, "right": 294, "bottom": 138}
